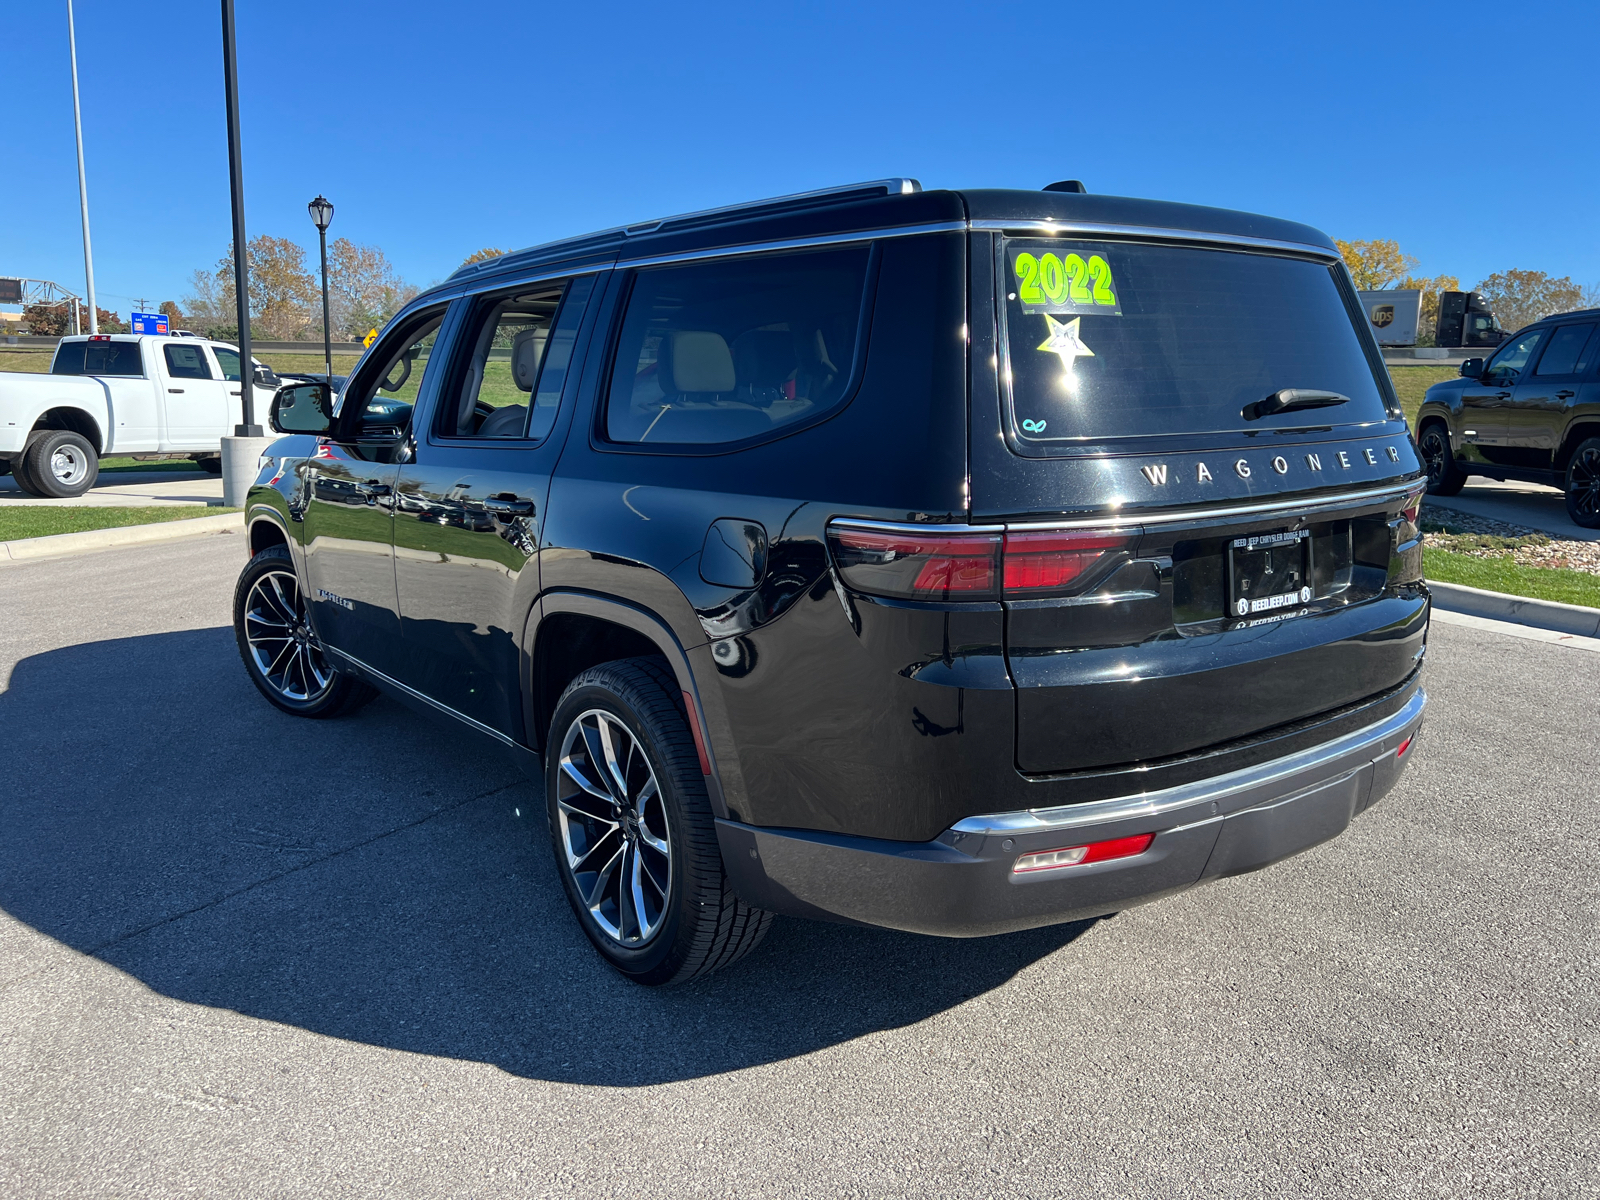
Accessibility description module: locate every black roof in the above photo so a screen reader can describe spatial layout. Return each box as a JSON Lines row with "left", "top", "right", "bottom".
{"left": 425, "top": 180, "right": 1338, "bottom": 302}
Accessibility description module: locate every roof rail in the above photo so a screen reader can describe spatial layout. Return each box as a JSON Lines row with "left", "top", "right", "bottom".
{"left": 620, "top": 178, "right": 922, "bottom": 236}
{"left": 448, "top": 178, "right": 923, "bottom": 281}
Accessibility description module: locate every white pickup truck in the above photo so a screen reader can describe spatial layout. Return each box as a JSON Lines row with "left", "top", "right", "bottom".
{"left": 0, "top": 333, "right": 279, "bottom": 497}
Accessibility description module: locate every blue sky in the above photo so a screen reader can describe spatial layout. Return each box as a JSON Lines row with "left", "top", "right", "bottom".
{"left": 3, "top": 0, "right": 1596, "bottom": 319}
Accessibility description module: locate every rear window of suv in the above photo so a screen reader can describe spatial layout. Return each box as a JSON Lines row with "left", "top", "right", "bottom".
{"left": 604, "top": 247, "right": 871, "bottom": 446}
{"left": 1000, "top": 239, "right": 1391, "bottom": 446}
{"left": 51, "top": 338, "right": 146, "bottom": 377}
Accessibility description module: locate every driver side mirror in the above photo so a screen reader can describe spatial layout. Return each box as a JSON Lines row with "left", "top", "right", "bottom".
{"left": 1459, "top": 358, "right": 1485, "bottom": 379}
{"left": 270, "top": 383, "right": 333, "bottom": 434}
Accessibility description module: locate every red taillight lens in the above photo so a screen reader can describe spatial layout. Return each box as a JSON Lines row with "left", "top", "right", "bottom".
{"left": 1013, "top": 832, "right": 1155, "bottom": 874}
{"left": 1396, "top": 734, "right": 1413, "bottom": 758}
{"left": 1002, "top": 529, "right": 1129, "bottom": 596}
{"left": 828, "top": 526, "right": 1001, "bottom": 600}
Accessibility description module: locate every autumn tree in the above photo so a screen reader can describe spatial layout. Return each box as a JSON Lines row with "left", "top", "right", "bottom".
{"left": 1475, "top": 269, "right": 1585, "bottom": 332}
{"left": 158, "top": 299, "right": 184, "bottom": 329}
{"left": 327, "top": 237, "right": 418, "bottom": 340}
{"left": 461, "top": 247, "right": 508, "bottom": 268}
{"left": 1335, "top": 239, "right": 1420, "bottom": 291}
{"left": 23, "top": 303, "right": 69, "bottom": 336}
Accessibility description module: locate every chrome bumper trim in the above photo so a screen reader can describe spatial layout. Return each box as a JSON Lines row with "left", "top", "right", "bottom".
{"left": 949, "top": 687, "right": 1426, "bottom": 837}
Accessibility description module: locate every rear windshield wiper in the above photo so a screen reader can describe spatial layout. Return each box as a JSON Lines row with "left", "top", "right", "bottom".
{"left": 1243, "top": 389, "right": 1352, "bottom": 422}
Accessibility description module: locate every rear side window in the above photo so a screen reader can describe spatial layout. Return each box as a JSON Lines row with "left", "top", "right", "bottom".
{"left": 1533, "top": 323, "right": 1596, "bottom": 377}
{"left": 163, "top": 343, "right": 214, "bottom": 379}
{"left": 52, "top": 339, "right": 145, "bottom": 377}
{"left": 604, "top": 247, "right": 870, "bottom": 446}
{"left": 999, "top": 239, "right": 1391, "bottom": 445}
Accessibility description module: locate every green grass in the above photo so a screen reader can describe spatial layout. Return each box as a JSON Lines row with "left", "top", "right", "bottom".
{"left": 98, "top": 456, "right": 206, "bottom": 472}
{"left": 1424, "top": 547, "right": 1600, "bottom": 609}
{"left": 1386, "top": 365, "right": 1457, "bottom": 430}
{"left": 0, "top": 349, "right": 365, "bottom": 378}
{"left": 0, "top": 350, "right": 53, "bottom": 374}
{"left": 0, "top": 505, "right": 241, "bottom": 541}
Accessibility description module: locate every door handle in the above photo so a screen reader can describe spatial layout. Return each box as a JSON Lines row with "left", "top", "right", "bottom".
{"left": 483, "top": 494, "right": 535, "bottom": 516}
{"left": 354, "top": 479, "right": 392, "bottom": 499}
{"left": 1493, "top": 392, "right": 1511, "bottom": 400}
{"left": 167, "top": 387, "right": 185, "bottom": 393}
{"left": 1557, "top": 390, "right": 1576, "bottom": 399}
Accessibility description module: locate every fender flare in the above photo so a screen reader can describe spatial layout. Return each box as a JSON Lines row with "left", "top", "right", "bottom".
{"left": 528, "top": 589, "right": 735, "bottom": 819}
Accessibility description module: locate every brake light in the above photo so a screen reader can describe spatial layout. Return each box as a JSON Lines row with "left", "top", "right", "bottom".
{"left": 1396, "top": 734, "right": 1413, "bottom": 758}
{"left": 828, "top": 527, "right": 1000, "bottom": 600}
{"left": 89, "top": 334, "right": 110, "bottom": 341}
{"left": 1002, "top": 529, "right": 1128, "bottom": 595}
{"left": 1013, "top": 832, "right": 1155, "bottom": 874}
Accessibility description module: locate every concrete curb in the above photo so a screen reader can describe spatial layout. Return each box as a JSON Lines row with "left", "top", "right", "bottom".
{"left": 1428, "top": 579, "right": 1600, "bottom": 638}
{"left": 0, "top": 511, "right": 243, "bottom": 563}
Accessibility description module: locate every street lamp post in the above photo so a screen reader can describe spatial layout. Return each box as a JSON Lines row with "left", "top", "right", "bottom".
{"left": 66, "top": 0, "right": 97, "bottom": 335}
{"left": 220, "top": 0, "right": 258, "bottom": 436}
{"left": 307, "top": 195, "right": 334, "bottom": 380}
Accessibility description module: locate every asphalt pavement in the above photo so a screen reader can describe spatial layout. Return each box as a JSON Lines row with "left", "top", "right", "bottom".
{"left": 1427, "top": 476, "right": 1600, "bottom": 542}
{"left": 0, "top": 468, "right": 221, "bottom": 508}
{"left": 1, "top": 536, "right": 1595, "bottom": 1198}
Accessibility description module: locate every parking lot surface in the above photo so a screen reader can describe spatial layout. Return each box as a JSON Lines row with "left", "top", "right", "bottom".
{"left": 1, "top": 536, "right": 1595, "bottom": 1198}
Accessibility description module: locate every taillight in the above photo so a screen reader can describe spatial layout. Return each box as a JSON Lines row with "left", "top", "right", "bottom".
{"left": 828, "top": 523, "right": 1133, "bottom": 602}
{"left": 1013, "top": 832, "right": 1155, "bottom": 875}
{"left": 1002, "top": 529, "right": 1128, "bottom": 596}
{"left": 828, "top": 527, "right": 1001, "bottom": 600}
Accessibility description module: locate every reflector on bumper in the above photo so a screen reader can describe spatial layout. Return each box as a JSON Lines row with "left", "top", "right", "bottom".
{"left": 1013, "top": 832, "right": 1155, "bottom": 874}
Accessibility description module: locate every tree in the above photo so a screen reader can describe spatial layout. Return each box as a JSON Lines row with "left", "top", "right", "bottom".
{"left": 158, "top": 299, "right": 184, "bottom": 328}
{"left": 461, "top": 247, "right": 508, "bottom": 268}
{"left": 24, "top": 303, "right": 69, "bottom": 336}
{"left": 326, "top": 237, "right": 418, "bottom": 340}
{"left": 1475, "top": 269, "right": 1585, "bottom": 332}
{"left": 1335, "top": 239, "right": 1420, "bottom": 291}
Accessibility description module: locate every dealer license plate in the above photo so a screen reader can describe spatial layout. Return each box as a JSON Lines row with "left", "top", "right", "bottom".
{"left": 1227, "top": 529, "right": 1312, "bottom": 618}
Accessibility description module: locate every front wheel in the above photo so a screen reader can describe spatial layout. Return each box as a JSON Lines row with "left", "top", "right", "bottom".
{"left": 1418, "top": 423, "right": 1467, "bottom": 496}
{"left": 546, "top": 657, "right": 772, "bottom": 985}
{"left": 232, "top": 545, "right": 377, "bottom": 717}
{"left": 1566, "top": 437, "right": 1600, "bottom": 529}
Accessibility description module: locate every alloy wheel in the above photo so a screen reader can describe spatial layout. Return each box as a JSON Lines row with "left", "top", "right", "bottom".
{"left": 1572, "top": 446, "right": 1600, "bottom": 520}
{"left": 1420, "top": 429, "right": 1449, "bottom": 487}
{"left": 242, "top": 569, "right": 335, "bottom": 703}
{"left": 556, "top": 709, "right": 672, "bottom": 946}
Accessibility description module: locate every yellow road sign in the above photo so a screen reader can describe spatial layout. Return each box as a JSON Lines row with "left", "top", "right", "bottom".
{"left": 363, "top": 327, "right": 378, "bottom": 348}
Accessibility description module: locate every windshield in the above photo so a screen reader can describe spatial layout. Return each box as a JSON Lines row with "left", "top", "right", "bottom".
{"left": 1000, "top": 239, "right": 1392, "bottom": 445}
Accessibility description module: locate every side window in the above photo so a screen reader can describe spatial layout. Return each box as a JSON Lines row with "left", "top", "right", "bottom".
{"left": 1484, "top": 327, "right": 1546, "bottom": 384}
{"left": 163, "top": 343, "right": 213, "bottom": 380}
{"left": 214, "top": 347, "right": 242, "bottom": 381}
{"left": 1532, "top": 323, "right": 1596, "bottom": 377}
{"left": 604, "top": 247, "right": 871, "bottom": 446}
{"left": 52, "top": 339, "right": 144, "bottom": 377}
{"left": 436, "top": 275, "right": 593, "bottom": 441}
{"left": 341, "top": 311, "right": 447, "bottom": 439}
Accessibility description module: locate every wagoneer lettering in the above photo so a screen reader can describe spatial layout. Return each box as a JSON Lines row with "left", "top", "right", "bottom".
{"left": 234, "top": 178, "right": 1427, "bottom": 986}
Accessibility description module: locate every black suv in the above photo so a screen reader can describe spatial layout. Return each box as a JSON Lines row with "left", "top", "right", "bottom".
{"left": 1416, "top": 309, "right": 1600, "bottom": 526}
{"left": 238, "top": 180, "right": 1428, "bottom": 985}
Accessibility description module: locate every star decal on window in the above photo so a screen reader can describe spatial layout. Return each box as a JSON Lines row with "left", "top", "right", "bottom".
{"left": 1036, "top": 315, "right": 1095, "bottom": 369}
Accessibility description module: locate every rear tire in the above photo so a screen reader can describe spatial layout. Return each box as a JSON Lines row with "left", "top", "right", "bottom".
{"left": 17, "top": 430, "right": 98, "bottom": 498}
{"left": 1565, "top": 437, "right": 1600, "bottom": 528}
{"left": 233, "top": 545, "right": 378, "bottom": 718}
{"left": 196, "top": 455, "right": 223, "bottom": 475}
{"left": 546, "top": 657, "right": 772, "bottom": 986}
{"left": 1418, "top": 422, "right": 1467, "bottom": 496}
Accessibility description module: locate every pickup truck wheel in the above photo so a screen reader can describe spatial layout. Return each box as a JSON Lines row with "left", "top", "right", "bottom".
{"left": 1566, "top": 438, "right": 1600, "bottom": 528}
{"left": 19, "top": 430, "right": 98, "bottom": 498}
{"left": 1418, "top": 423, "right": 1466, "bottom": 496}
{"left": 546, "top": 657, "right": 772, "bottom": 986}
{"left": 233, "top": 545, "right": 377, "bottom": 718}
{"left": 196, "top": 456, "right": 223, "bottom": 475}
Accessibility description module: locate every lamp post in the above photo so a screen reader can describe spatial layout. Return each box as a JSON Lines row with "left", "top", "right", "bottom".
{"left": 307, "top": 195, "right": 334, "bottom": 381}
{"left": 66, "top": 0, "right": 98, "bottom": 334}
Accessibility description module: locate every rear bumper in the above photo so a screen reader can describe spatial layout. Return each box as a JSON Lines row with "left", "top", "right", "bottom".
{"left": 718, "top": 683, "right": 1425, "bottom": 937}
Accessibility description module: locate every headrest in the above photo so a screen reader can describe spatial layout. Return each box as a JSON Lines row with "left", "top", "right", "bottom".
{"left": 512, "top": 327, "right": 546, "bottom": 392}
{"left": 665, "top": 330, "right": 734, "bottom": 394}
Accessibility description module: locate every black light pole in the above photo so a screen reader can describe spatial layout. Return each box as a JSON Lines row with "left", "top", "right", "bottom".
{"left": 308, "top": 195, "right": 334, "bottom": 380}
{"left": 220, "top": 0, "right": 260, "bottom": 435}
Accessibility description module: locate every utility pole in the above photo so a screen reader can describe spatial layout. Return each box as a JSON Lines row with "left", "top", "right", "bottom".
{"left": 220, "top": 0, "right": 259, "bottom": 436}
{"left": 66, "top": 0, "right": 97, "bottom": 334}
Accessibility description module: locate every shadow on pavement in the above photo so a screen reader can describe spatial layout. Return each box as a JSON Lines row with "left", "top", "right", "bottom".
{"left": 0, "top": 627, "right": 1093, "bottom": 1085}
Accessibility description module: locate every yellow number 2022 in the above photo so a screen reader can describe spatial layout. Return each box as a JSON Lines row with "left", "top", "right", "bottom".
{"left": 1014, "top": 251, "right": 1118, "bottom": 309}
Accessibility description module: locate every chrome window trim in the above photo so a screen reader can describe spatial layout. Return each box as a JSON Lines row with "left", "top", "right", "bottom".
{"left": 970, "top": 218, "right": 1340, "bottom": 261}
{"left": 620, "top": 178, "right": 923, "bottom": 236}
{"left": 614, "top": 221, "right": 967, "bottom": 272}
{"left": 949, "top": 687, "right": 1426, "bottom": 837}
{"left": 831, "top": 477, "right": 1422, "bottom": 538}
